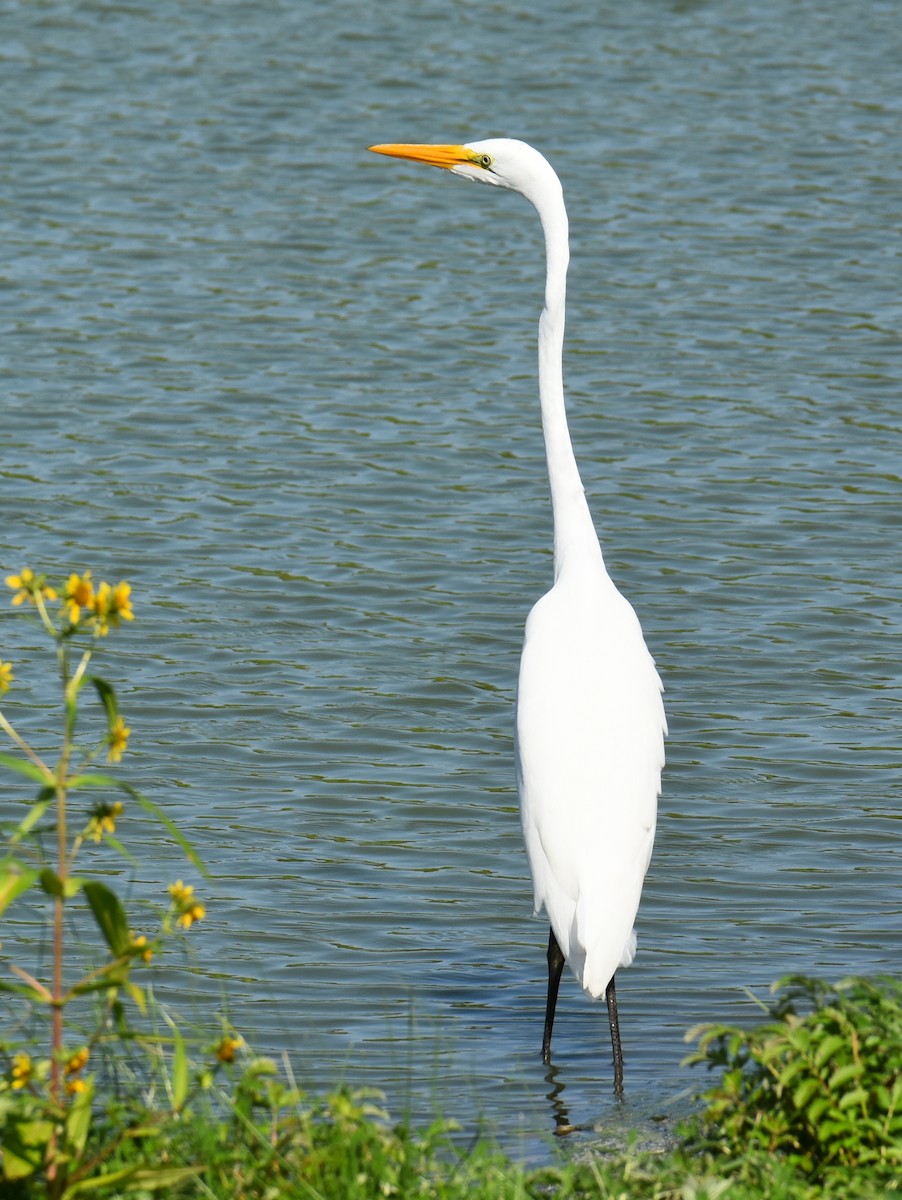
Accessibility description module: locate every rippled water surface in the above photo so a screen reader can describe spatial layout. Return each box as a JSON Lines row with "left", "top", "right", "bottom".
{"left": 2, "top": 0, "right": 901, "bottom": 1154}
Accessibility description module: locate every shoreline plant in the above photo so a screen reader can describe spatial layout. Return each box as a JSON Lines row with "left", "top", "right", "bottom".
{"left": 0, "top": 567, "right": 208, "bottom": 1195}
{"left": 684, "top": 974, "right": 902, "bottom": 1174}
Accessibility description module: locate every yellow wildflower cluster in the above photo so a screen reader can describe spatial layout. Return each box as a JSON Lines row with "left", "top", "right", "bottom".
{"left": 107, "top": 715, "right": 131, "bottom": 764}
{"left": 5, "top": 567, "right": 134, "bottom": 635}
{"left": 92, "top": 580, "right": 134, "bottom": 635}
{"left": 65, "top": 1047, "right": 90, "bottom": 1095}
{"left": 86, "top": 800, "right": 123, "bottom": 843}
{"left": 215, "top": 1034, "right": 244, "bottom": 1064}
{"left": 0, "top": 661, "right": 12, "bottom": 695}
{"left": 168, "top": 880, "right": 206, "bottom": 929}
{"left": 130, "top": 933, "right": 153, "bottom": 963}
{"left": 10, "top": 1052, "right": 33, "bottom": 1090}
{"left": 63, "top": 572, "right": 134, "bottom": 635}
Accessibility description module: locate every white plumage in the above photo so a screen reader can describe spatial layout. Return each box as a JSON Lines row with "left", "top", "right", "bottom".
{"left": 517, "top": 566, "right": 664, "bottom": 998}
{"left": 369, "top": 137, "right": 666, "bottom": 1085}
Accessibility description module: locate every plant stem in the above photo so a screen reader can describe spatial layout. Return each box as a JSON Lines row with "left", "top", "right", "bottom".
{"left": 70, "top": 647, "right": 93, "bottom": 695}
{"left": 34, "top": 587, "right": 59, "bottom": 640}
{"left": 0, "top": 708, "right": 55, "bottom": 779}
{"left": 50, "top": 643, "right": 77, "bottom": 1107}
{"left": 49, "top": 784, "right": 68, "bottom": 1108}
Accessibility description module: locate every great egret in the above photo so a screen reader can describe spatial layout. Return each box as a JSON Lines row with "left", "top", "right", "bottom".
{"left": 369, "top": 139, "right": 666, "bottom": 1088}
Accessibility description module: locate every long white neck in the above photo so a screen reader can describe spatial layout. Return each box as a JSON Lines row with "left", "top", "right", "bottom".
{"left": 534, "top": 185, "right": 604, "bottom": 581}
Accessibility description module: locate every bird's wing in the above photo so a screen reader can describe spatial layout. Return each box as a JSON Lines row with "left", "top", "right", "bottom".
{"left": 515, "top": 572, "right": 665, "bottom": 998}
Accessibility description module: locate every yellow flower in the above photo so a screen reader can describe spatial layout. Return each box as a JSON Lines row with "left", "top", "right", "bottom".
{"left": 110, "top": 581, "right": 134, "bottom": 623}
{"left": 5, "top": 568, "right": 57, "bottom": 608}
{"left": 10, "top": 1052, "right": 32, "bottom": 1089}
{"left": 168, "top": 879, "right": 194, "bottom": 905}
{"left": 66, "top": 1078, "right": 88, "bottom": 1095}
{"left": 63, "top": 571, "right": 94, "bottom": 625}
{"left": 130, "top": 933, "right": 153, "bottom": 963}
{"left": 107, "top": 715, "right": 131, "bottom": 764}
{"left": 169, "top": 881, "right": 206, "bottom": 929}
{"left": 91, "top": 579, "right": 134, "bottom": 635}
{"left": 215, "top": 1034, "right": 243, "bottom": 1064}
{"left": 91, "top": 582, "right": 112, "bottom": 635}
{"left": 177, "top": 901, "right": 206, "bottom": 930}
{"left": 65, "top": 1048, "right": 90, "bottom": 1076}
{"left": 0, "top": 661, "right": 13, "bottom": 695}
{"left": 86, "top": 799, "right": 124, "bottom": 842}
{"left": 6, "top": 567, "right": 34, "bottom": 605}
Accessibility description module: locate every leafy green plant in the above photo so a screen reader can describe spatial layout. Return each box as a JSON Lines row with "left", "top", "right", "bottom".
{"left": 685, "top": 975, "right": 902, "bottom": 1174}
{"left": 0, "top": 567, "right": 207, "bottom": 1196}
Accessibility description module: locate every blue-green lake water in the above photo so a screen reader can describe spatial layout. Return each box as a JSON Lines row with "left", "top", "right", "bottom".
{"left": 2, "top": 0, "right": 900, "bottom": 1156}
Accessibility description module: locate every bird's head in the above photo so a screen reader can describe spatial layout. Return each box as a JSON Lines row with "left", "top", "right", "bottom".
{"left": 368, "top": 138, "right": 561, "bottom": 207}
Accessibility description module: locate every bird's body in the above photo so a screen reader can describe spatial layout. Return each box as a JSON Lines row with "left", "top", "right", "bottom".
{"left": 517, "top": 562, "right": 662, "bottom": 999}
{"left": 369, "top": 138, "right": 666, "bottom": 1085}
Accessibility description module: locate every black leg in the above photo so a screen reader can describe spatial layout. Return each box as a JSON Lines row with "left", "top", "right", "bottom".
{"left": 542, "top": 927, "right": 565, "bottom": 1064}
{"left": 606, "top": 972, "right": 624, "bottom": 1093}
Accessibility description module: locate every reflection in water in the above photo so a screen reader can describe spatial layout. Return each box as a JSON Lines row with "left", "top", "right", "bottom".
{"left": 545, "top": 1045, "right": 634, "bottom": 1136}
{"left": 545, "top": 1061, "right": 582, "bottom": 1137}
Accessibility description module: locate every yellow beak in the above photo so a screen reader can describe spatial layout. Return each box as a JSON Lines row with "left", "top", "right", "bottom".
{"left": 368, "top": 143, "right": 474, "bottom": 170}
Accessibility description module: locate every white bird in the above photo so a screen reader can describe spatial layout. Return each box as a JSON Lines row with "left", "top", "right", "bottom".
{"left": 369, "top": 139, "right": 666, "bottom": 1088}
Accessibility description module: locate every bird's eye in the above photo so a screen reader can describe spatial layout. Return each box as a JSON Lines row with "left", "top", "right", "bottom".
{"left": 478, "top": 154, "right": 494, "bottom": 169}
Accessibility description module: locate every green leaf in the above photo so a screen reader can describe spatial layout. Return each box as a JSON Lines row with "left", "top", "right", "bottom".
{"left": 828, "top": 1062, "right": 864, "bottom": 1091}
{"left": 39, "top": 867, "right": 85, "bottom": 900}
{"left": 63, "top": 1165, "right": 199, "bottom": 1196}
{"left": 90, "top": 676, "right": 118, "bottom": 731}
{"left": 68, "top": 772, "right": 121, "bottom": 790}
{"left": 83, "top": 880, "right": 131, "bottom": 956}
{"left": 39, "top": 867, "right": 65, "bottom": 898}
{"left": 807, "top": 1096, "right": 830, "bottom": 1124}
{"left": 125, "top": 979, "right": 147, "bottom": 1014}
{"left": 101, "top": 832, "right": 138, "bottom": 867}
{"left": 128, "top": 784, "right": 208, "bottom": 877}
{"left": 792, "top": 1078, "right": 820, "bottom": 1110}
{"left": 65, "top": 1077, "right": 95, "bottom": 1157}
{"left": 0, "top": 861, "right": 39, "bottom": 915}
{"left": 0, "top": 750, "right": 53, "bottom": 785}
{"left": 837, "top": 1086, "right": 870, "bottom": 1111}
{"left": 0, "top": 979, "right": 53, "bottom": 1003}
{"left": 69, "top": 968, "right": 130, "bottom": 997}
{"left": 813, "top": 1033, "right": 846, "bottom": 1068}
{"left": 774, "top": 1057, "right": 808, "bottom": 1088}
{"left": 164, "top": 1012, "right": 190, "bottom": 1111}
{"left": 0, "top": 1118, "right": 54, "bottom": 1180}
{"left": 8, "top": 795, "right": 54, "bottom": 847}
{"left": 816, "top": 1117, "right": 845, "bottom": 1141}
